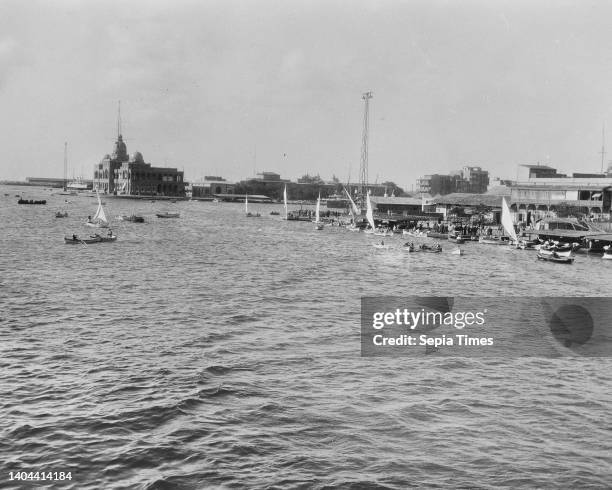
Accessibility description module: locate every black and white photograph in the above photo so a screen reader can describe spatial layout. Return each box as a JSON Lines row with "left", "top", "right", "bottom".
{"left": 1, "top": 0, "right": 612, "bottom": 488}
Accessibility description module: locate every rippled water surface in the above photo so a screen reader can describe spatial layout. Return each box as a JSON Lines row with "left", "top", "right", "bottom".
{"left": 1, "top": 187, "right": 611, "bottom": 489}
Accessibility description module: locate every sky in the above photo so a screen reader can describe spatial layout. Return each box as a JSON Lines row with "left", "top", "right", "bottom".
{"left": 2, "top": 0, "right": 612, "bottom": 190}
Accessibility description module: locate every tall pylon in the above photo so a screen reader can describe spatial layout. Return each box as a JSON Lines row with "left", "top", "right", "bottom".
{"left": 359, "top": 91, "right": 373, "bottom": 208}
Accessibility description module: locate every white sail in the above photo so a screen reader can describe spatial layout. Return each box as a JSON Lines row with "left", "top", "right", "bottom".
{"left": 93, "top": 191, "right": 108, "bottom": 224}
{"left": 344, "top": 188, "right": 360, "bottom": 216}
{"left": 501, "top": 197, "right": 517, "bottom": 242}
{"left": 315, "top": 194, "right": 321, "bottom": 222}
{"left": 283, "top": 185, "right": 288, "bottom": 219}
{"left": 245, "top": 194, "right": 248, "bottom": 214}
{"left": 366, "top": 192, "right": 376, "bottom": 230}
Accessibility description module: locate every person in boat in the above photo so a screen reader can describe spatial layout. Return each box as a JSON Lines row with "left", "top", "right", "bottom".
{"left": 72, "top": 234, "right": 78, "bottom": 241}
{"left": 380, "top": 240, "right": 385, "bottom": 246}
{"left": 108, "top": 228, "right": 113, "bottom": 237}
{"left": 87, "top": 215, "right": 93, "bottom": 223}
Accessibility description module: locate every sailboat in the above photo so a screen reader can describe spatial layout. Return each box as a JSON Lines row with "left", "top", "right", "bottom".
{"left": 245, "top": 194, "right": 260, "bottom": 217}
{"left": 344, "top": 188, "right": 361, "bottom": 231}
{"left": 314, "top": 193, "right": 324, "bottom": 230}
{"left": 86, "top": 191, "right": 109, "bottom": 228}
{"left": 283, "top": 185, "right": 288, "bottom": 220}
{"left": 364, "top": 191, "right": 376, "bottom": 234}
{"left": 501, "top": 197, "right": 519, "bottom": 247}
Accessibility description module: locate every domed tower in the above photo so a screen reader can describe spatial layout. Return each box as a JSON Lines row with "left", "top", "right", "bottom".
{"left": 112, "top": 134, "right": 129, "bottom": 162}
{"left": 112, "top": 101, "right": 129, "bottom": 163}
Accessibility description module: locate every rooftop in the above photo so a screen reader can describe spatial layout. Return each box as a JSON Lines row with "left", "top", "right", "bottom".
{"left": 430, "top": 193, "right": 509, "bottom": 207}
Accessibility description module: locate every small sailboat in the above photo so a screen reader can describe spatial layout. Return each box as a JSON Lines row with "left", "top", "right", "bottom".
{"left": 364, "top": 192, "right": 376, "bottom": 234}
{"left": 501, "top": 197, "right": 518, "bottom": 247}
{"left": 314, "top": 193, "right": 324, "bottom": 230}
{"left": 85, "top": 191, "right": 109, "bottom": 228}
{"left": 283, "top": 185, "right": 288, "bottom": 220}
{"left": 344, "top": 187, "right": 360, "bottom": 231}
{"left": 245, "top": 194, "right": 260, "bottom": 217}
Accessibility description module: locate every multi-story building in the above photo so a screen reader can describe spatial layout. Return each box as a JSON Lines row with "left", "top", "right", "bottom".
{"left": 192, "top": 176, "right": 235, "bottom": 198}
{"left": 455, "top": 166, "right": 489, "bottom": 193}
{"left": 509, "top": 177, "right": 612, "bottom": 222}
{"left": 93, "top": 122, "right": 185, "bottom": 196}
{"left": 416, "top": 174, "right": 455, "bottom": 195}
{"left": 93, "top": 134, "right": 129, "bottom": 194}
{"left": 417, "top": 166, "right": 489, "bottom": 195}
{"left": 113, "top": 152, "right": 185, "bottom": 197}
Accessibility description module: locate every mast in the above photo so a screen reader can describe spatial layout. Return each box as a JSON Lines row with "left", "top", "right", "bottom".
{"left": 117, "top": 100, "right": 122, "bottom": 138}
{"left": 600, "top": 123, "right": 606, "bottom": 173}
{"left": 359, "top": 91, "right": 373, "bottom": 209}
{"left": 63, "top": 142, "right": 67, "bottom": 191}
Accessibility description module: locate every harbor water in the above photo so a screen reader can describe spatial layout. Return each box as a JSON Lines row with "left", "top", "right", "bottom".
{"left": 1, "top": 188, "right": 611, "bottom": 488}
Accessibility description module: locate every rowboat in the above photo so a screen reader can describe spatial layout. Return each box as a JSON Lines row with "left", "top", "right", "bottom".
{"left": 536, "top": 251, "right": 574, "bottom": 264}
{"left": 478, "top": 236, "right": 509, "bottom": 245}
{"left": 64, "top": 233, "right": 117, "bottom": 244}
{"left": 156, "top": 212, "right": 180, "bottom": 218}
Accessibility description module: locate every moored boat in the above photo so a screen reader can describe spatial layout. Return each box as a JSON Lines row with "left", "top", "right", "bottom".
{"left": 156, "top": 212, "right": 180, "bottom": 218}
{"left": 537, "top": 251, "right": 574, "bottom": 264}
{"left": 448, "top": 233, "right": 465, "bottom": 244}
{"left": 478, "top": 236, "right": 509, "bottom": 245}
{"left": 18, "top": 199, "right": 46, "bottom": 205}
{"left": 119, "top": 214, "right": 145, "bottom": 222}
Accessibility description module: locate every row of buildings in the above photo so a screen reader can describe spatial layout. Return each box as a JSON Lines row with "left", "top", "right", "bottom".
{"left": 26, "top": 109, "right": 612, "bottom": 224}
{"left": 368, "top": 164, "right": 612, "bottom": 225}
{"left": 417, "top": 166, "right": 490, "bottom": 195}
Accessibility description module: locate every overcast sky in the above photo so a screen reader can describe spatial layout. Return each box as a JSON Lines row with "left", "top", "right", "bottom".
{"left": 2, "top": 0, "right": 612, "bottom": 189}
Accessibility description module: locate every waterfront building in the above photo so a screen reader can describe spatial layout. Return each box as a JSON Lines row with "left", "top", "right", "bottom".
{"left": 509, "top": 177, "right": 612, "bottom": 223}
{"left": 370, "top": 196, "right": 438, "bottom": 219}
{"left": 94, "top": 132, "right": 185, "bottom": 197}
{"left": 113, "top": 152, "right": 185, "bottom": 197}
{"left": 430, "top": 193, "right": 508, "bottom": 223}
{"left": 192, "top": 177, "right": 235, "bottom": 198}
{"left": 93, "top": 134, "right": 129, "bottom": 194}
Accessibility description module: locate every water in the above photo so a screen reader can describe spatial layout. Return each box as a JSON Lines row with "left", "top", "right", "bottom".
{"left": 1, "top": 187, "right": 611, "bottom": 489}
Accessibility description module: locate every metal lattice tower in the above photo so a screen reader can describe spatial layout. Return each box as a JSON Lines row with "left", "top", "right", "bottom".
{"left": 359, "top": 91, "right": 373, "bottom": 206}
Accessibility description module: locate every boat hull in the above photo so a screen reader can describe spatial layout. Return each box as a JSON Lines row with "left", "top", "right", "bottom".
{"left": 64, "top": 235, "right": 117, "bottom": 244}
{"left": 537, "top": 252, "right": 574, "bottom": 263}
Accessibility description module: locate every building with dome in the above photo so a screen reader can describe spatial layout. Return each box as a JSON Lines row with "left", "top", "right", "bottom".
{"left": 93, "top": 133, "right": 129, "bottom": 194}
{"left": 113, "top": 151, "right": 185, "bottom": 197}
{"left": 93, "top": 118, "right": 185, "bottom": 197}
